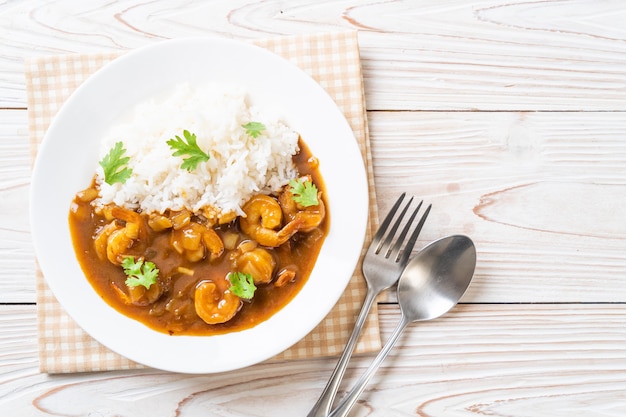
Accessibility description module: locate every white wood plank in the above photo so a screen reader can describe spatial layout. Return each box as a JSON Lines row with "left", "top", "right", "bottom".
{"left": 1, "top": 1, "right": 625, "bottom": 110}
{"left": 356, "top": 1, "right": 626, "bottom": 111}
{"left": 0, "top": 110, "right": 35, "bottom": 303}
{"left": 369, "top": 110, "right": 626, "bottom": 303}
{"left": 0, "top": 304, "right": 624, "bottom": 416}
{"left": 0, "top": 305, "right": 38, "bottom": 377}
{"left": 2, "top": 109, "right": 625, "bottom": 302}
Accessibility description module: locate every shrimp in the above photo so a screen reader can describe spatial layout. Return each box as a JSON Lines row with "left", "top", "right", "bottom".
{"left": 194, "top": 281, "right": 241, "bottom": 324}
{"left": 95, "top": 205, "right": 149, "bottom": 265}
{"left": 128, "top": 282, "right": 164, "bottom": 306}
{"left": 110, "top": 206, "right": 148, "bottom": 241}
{"left": 106, "top": 227, "right": 135, "bottom": 265}
{"left": 240, "top": 194, "right": 304, "bottom": 247}
{"left": 278, "top": 177, "right": 326, "bottom": 233}
{"left": 94, "top": 222, "right": 119, "bottom": 261}
{"left": 171, "top": 222, "right": 224, "bottom": 262}
{"left": 231, "top": 240, "right": 276, "bottom": 284}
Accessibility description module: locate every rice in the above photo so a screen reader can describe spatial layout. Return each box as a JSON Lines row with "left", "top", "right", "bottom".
{"left": 95, "top": 82, "right": 300, "bottom": 216}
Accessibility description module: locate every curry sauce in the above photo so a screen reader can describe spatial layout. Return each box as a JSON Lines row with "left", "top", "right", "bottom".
{"left": 69, "top": 140, "right": 328, "bottom": 336}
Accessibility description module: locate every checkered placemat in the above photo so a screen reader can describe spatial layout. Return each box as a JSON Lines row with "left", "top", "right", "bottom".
{"left": 26, "top": 30, "right": 380, "bottom": 373}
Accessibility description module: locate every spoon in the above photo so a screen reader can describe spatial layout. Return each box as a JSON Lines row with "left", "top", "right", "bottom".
{"left": 327, "top": 234, "right": 476, "bottom": 417}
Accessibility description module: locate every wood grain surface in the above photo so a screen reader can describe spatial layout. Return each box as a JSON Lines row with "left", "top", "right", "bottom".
{"left": 1, "top": 1, "right": 625, "bottom": 416}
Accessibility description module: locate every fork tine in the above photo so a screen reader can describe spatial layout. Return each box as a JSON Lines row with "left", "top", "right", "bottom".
{"left": 388, "top": 200, "right": 423, "bottom": 261}
{"left": 370, "top": 192, "right": 406, "bottom": 249}
{"left": 377, "top": 196, "right": 414, "bottom": 256}
{"left": 398, "top": 203, "right": 432, "bottom": 265}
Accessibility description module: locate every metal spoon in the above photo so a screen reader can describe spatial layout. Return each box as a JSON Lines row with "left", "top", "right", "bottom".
{"left": 327, "top": 235, "right": 477, "bottom": 417}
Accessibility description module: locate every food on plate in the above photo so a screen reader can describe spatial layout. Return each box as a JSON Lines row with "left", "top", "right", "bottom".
{"left": 68, "top": 83, "right": 328, "bottom": 336}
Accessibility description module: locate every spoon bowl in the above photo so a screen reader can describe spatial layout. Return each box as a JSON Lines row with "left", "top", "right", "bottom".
{"left": 328, "top": 235, "right": 476, "bottom": 417}
{"left": 399, "top": 234, "right": 476, "bottom": 322}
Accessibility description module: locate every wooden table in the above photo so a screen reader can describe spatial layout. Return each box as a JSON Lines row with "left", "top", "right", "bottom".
{"left": 2, "top": 1, "right": 625, "bottom": 415}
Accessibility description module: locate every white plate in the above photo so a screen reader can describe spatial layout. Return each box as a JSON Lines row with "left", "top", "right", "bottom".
{"left": 30, "top": 38, "right": 369, "bottom": 373}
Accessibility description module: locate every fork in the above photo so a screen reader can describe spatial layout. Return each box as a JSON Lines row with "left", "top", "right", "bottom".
{"left": 306, "top": 193, "right": 431, "bottom": 417}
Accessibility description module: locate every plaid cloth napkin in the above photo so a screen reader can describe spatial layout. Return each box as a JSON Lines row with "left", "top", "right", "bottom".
{"left": 26, "top": 30, "right": 381, "bottom": 373}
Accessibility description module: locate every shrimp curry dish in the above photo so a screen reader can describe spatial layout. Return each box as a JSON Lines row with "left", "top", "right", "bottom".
{"left": 69, "top": 139, "right": 328, "bottom": 336}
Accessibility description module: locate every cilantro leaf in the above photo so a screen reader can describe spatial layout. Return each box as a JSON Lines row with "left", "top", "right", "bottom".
{"left": 166, "top": 130, "right": 210, "bottom": 171}
{"left": 99, "top": 141, "right": 133, "bottom": 185}
{"left": 289, "top": 178, "right": 319, "bottom": 207}
{"left": 228, "top": 271, "right": 257, "bottom": 299}
{"left": 122, "top": 256, "right": 159, "bottom": 290}
{"left": 242, "top": 122, "right": 266, "bottom": 138}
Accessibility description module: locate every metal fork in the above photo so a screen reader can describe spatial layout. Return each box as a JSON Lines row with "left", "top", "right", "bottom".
{"left": 307, "top": 193, "right": 431, "bottom": 417}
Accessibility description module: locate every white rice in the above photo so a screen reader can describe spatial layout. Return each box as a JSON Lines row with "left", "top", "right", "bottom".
{"left": 95, "top": 82, "right": 300, "bottom": 216}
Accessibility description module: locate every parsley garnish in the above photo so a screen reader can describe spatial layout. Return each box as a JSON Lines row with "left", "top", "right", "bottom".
{"left": 289, "top": 178, "right": 319, "bottom": 207}
{"left": 99, "top": 141, "right": 132, "bottom": 185}
{"left": 242, "top": 122, "right": 266, "bottom": 138}
{"left": 122, "top": 256, "right": 159, "bottom": 290}
{"left": 228, "top": 271, "right": 257, "bottom": 299}
{"left": 166, "top": 130, "right": 210, "bottom": 171}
